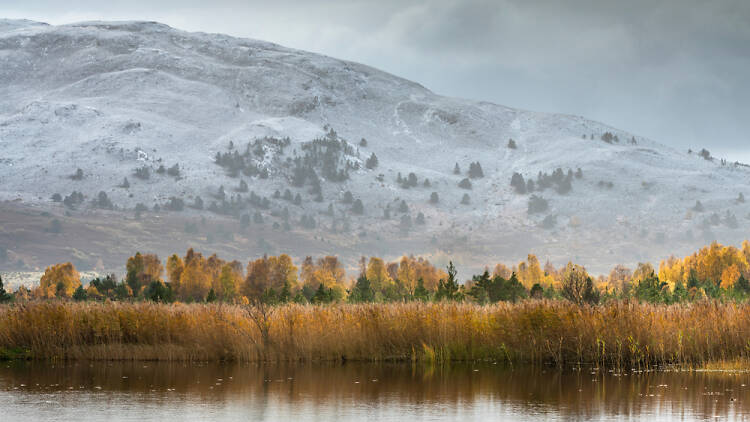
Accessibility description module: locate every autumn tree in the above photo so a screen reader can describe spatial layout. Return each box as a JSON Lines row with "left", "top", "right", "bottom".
{"left": 631, "top": 262, "right": 656, "bottom": 286}
{"left": 608, "top": 264, "right": 633, "bottom": 294}
{"left": 560, "top": 262, "right": 598, "bottom": 305}
{"left": 178, "top": 249, "right": 212, "bottom": 302}
{"left": 39, "top": 262, "right": 81, "bottom": 298}
{"left": 298, "top": 256, "right": 346, "bottom": 302}
{"left": 166, "top": 254, "right": 184, "bottom": 292}
{"left": 244, "top": 254, "right": 299, "bottom": 303}
{"left": 493, "top": 263, "right": 512, "bottom": 279}
{"left": 720, "top": 264, "right": 741, "bottom": 289}
{"left": 244, "top": 257, "right": 271, "bottom": 300}
{"left": 217, "top": 262, "right": 243, "bottom": 301}
{"left": 125, "top": 252, "right": 164, "bottom": 296}
{"left": 395, "top": 256, "right": 418, "bottom": 296}
{"left": 366, "top": 257, "right": 394, "bottom": 298}
{"left": 515, "top": 254, "right": 548, "bottom": 288}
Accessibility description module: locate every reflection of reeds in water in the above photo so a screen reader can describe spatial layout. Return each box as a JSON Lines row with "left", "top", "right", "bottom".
{"left": 1, "top": 362, "right": 748, "bottom": 420}
{"left": 2, "top": 301, "right": 750, "bottom": 367}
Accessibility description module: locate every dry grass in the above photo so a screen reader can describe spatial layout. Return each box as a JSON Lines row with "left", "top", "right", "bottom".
{"left": 1, "top": 300, "right": 750, "bottom": 367}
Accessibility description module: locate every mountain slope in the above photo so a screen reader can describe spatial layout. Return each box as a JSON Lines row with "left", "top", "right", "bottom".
{"left": 0, "top": 19, "right": 748, "bottom": 274}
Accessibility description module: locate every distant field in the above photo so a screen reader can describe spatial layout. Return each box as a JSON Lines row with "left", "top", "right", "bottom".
{"left": 0, "top": 201, "right": 534, "bottom": 277}
{"left": 1, "top": 271, "right": 102, "bottom": 290}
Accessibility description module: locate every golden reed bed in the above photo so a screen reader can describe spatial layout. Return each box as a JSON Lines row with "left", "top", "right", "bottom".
{"left": 1, "top": 301, "right": 749, "bottom": 367}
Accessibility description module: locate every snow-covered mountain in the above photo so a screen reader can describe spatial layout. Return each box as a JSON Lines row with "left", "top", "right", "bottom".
{"left": 0, "top": 19, "right": 748, "bottom": 274}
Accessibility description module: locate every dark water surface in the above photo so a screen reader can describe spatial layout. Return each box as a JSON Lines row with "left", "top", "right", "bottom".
{"left": 1, "top": 361, "right": 749, "bottom": 421}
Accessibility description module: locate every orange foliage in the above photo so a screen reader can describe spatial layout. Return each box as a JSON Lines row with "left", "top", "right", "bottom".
{"left": 38, "top": 262, "right": 81, "bottom": 298}
{"left": 126, "top": 252, "right": 163, "bottom": 291}
{"left": 658, "top": 241, "right": 749, "bottom": 286}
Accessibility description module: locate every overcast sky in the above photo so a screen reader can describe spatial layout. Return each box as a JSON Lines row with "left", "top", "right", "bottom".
{"left": 3, "top": 0, "right": 749, "bottom": 161}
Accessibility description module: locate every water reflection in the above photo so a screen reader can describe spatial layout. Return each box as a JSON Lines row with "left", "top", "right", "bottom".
{"left": 1, "top": 361, "right": 748, "bottom": 421}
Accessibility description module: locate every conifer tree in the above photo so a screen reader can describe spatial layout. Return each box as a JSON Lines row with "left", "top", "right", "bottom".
{"left": 365, "top": 153, "right": 378, "bottom": 169}
{"left": 510, "top": 172, "right": 526, "bottom": 194}
{"left": 279, "top": 282, "right": 292, "bottom": 303}
{"left": 399, "top": 200, "right": 408, "bottom": 213}
{"left": 413, "top": 278, "right": 430, "bottom": 302}
{"left": 352, "top": 199, "right": 364, "bottom": 215}
{"left": 312, "top": 283, "right": 332, "bottom": 304}
{"left": 436, "top": 262, "right": 460, "bottom": 301}
{"left": 72, "top": 285, "right": 87, "bottom": 301}
{"left": 349, "top": 276, "right": 375, "bottom": 303}
{"left": 0, "top": 275, "right": 11, "bottom": 303}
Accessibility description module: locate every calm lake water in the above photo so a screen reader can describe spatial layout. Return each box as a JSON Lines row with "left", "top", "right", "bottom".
{"left": 1, "top": 361, "right": 749, "bottom": 421}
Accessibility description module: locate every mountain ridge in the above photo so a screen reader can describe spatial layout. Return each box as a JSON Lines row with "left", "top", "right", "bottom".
{"left": 0, "top": 19, "right": 747, "bottom": 275}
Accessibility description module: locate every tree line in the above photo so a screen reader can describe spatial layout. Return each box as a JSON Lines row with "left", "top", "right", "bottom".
{"left": 6, "top": 241, "right": 750, "bottom": 306}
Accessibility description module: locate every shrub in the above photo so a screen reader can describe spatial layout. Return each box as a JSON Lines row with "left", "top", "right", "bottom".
{"left": 352, "top": 199, "right": 364, "bottom": 215}
{"left": 167, "top": 164, "right": 180, "bottom": 177}
{"left": 166, "top": 197, "right": 185, "bottom": 211}
{"left": 134, "top": 166, "right": 150, "bottom": 180}
{"left": 365, "top": 153, "right": 378, "bottom": 169}
{"left": 398, "top": 200, "right": 408, "bottom": 213}
{"left": 458, "top": 178, "right": 472, "bottom": 190}
{"left": 527, "top": 195, "right": 548, "bottom": 214}
{"left": 48, "top": 219, "right": 62, "bottom": 234}
{"left": 468, "top": 162, "right": 484, "bottom": 178}
{"left": 93, "top": 191, "right": 114, "bottom": 210}
{"left": 510, "top": 173, "right": 526, "bottom": 194}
